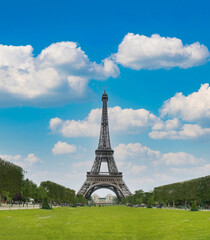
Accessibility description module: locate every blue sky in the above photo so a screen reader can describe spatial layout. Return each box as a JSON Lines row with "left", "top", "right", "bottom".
{"left": 0, "top": 0, "right": 210, "bottom": 196}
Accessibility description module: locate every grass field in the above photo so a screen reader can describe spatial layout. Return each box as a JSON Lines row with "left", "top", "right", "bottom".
{"left": 0, "top": 206, "right": 209, "bottom": 240}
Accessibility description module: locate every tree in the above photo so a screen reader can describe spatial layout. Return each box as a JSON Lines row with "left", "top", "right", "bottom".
{"left": 22, "top": 178, "right": 38, "bottom": 201}
{"left": 0, "top": 158, "right": 23, "bottom": 205}
{"left": 76, "top": 194, "right": 88, "bottom": 205}
{"left": 121, "top": 190, "right": 154, "bottom": 206}
{"left": 40, "top": 181, "right": 76, "bottom": 204}
{"left": 37, "top": 185, "right": 48, "bottom": 202}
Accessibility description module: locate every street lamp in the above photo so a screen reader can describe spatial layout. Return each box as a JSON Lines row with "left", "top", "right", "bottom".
{"left": 22, "top": 170, "right": 27, "bottom": 207}
{"left": 200, "top": 178, "right": 203, "bottom": 210}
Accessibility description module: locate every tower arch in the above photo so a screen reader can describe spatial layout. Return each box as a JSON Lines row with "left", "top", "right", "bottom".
{"left": 84, "top": 182, "right": 124, "bottom": 199}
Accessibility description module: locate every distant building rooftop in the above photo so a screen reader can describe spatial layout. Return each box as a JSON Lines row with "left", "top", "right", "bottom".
{"left": 91, "top": 194, "right": 117, "bottom": 203}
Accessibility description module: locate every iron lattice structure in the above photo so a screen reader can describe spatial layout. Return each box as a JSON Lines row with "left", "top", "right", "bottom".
{"left": 78, "top": 91, "right": 132, "bottom": 200}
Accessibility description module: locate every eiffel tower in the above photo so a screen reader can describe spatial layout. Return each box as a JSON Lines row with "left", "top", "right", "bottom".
{"left": 78, "top": 91, "right": 132, "bottom": 200}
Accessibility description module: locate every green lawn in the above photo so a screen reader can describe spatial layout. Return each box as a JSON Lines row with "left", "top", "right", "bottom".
{"left": 0, "top": 206, "right": 209, "bottom": 240}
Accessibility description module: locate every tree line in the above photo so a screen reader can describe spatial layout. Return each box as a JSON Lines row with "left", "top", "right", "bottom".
{"left": 122, "top": 175, "right": 210, "bottom": 208}
{"left": 40, "top": 181, "right": 87, "bottom": 205}
{"left": 2, "top": 156, "right": 209, "bottom": 207}
{"left": 121, "top": 189, "right": 153, "bottom": 206}
{"left": 0, "top": 158, "right": 23, "bottom": 204}
{"left": 153, "top": 175, "right": 210, "bottom": 207}
{"left": 0, "top": 158, "right": 87, "bottom": 205}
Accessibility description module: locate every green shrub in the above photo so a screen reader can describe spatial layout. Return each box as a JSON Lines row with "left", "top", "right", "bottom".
{"left": 41, "top": 197, "right": 51, "bottom": 210}
{"left": 191, "top": 201, "right": 198, "bottom": 211}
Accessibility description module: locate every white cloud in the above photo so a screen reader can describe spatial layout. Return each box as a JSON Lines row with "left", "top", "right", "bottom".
{"left": 113, "top": 142, "right": 204, "bottom": 166}
{"left": 49, "top": 117, "right": 63, "bottom": 132}
{"left": 0, "top": 35, "right": 209, "bottom": 107}
{"left": 0, "top": 153, "right": 40, "bottom": 169}
{"left": 148, "top": 84, "right": 210, "bottom": 139}
{"left": 161, "top": 83, "right": 210, "bottom": 121}
{"left": 124, "top": 174, "right": 188, "bottom": 192}
{"left": 171, "top": 164, "right": 210, "bottom": 179}
{"left": 52, "top": 141, "right": 76, "bottom": 155}
{"left": 49, "top": 106, "right": 158, "bottom": 137}
{"left": 113, "top": 33, "right": 209, "bottom": 70}
{"left": 49, "top": 85, "right": 210, "bottom": 140}
{"left": 152, "top": 118, "right": 180, "bottom": 131}
{"left": 127, "top": 165, "right": 147, "bottom": 175}
{"left": 153, "top": 152, "right": 205, "bottom": 166}
{"left": 114, "top": 143, "right": 160, "bottom": 161}
{"left": 24, "top": 153, "right": 40, "bottom": 166}
{"left": 0, "top": 154, "right": 22, "bottom": 162}
{"left": 153, "top": 173, "right": 175, "bottom": 183}
{"left": 149, "top": 123, "right": 210, "bottom": 139}
{"left": 0, "top": 42, "right": 119, "bottom": 106}
{"left": 109, "top": 107, "right": 157, "bottom": 132}
{"left": 73, "top": 161, "right": 92, "bottom": 169}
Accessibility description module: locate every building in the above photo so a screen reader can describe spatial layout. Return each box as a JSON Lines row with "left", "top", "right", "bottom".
{"left": 91, "top": 193, "right": 116, "bottom": 204}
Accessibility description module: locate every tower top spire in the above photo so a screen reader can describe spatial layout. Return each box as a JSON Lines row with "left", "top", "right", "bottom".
{"left": 98, "top": 91, "right": 111, "bottom": 150}
{"left": 102, "top": 89, "right": 108, "bottom": 101}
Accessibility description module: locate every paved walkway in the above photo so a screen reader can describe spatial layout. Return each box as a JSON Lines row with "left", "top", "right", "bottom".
{"left": 161, "top": 207, "right": 210, "bottom": 211}
{"left": 1, "top": 204, "right": 209, "bottom": 211}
